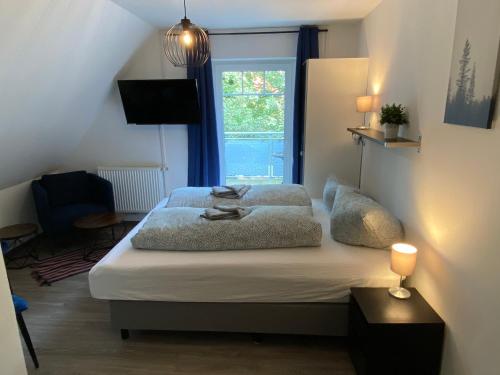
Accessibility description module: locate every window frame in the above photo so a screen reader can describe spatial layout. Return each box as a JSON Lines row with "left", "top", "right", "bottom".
{"left": 212, "top": 58, "right": 296, "bottom": 184}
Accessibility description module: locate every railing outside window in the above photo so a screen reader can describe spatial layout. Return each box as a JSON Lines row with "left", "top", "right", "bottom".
{"left": 224, "top": 131, "right": 284, "bottom": 185}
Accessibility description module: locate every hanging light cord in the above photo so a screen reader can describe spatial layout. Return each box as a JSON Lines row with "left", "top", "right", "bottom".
{"left": 183, "top": 0, "right": 187, "bottom": 18}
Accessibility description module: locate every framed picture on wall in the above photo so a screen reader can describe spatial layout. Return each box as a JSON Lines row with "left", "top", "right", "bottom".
{"left": 444, "top": 0, "right": 500, "bottom": 129}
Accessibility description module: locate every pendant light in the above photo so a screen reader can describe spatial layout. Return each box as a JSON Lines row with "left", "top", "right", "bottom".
{"left": 163, "top": 0, "right": 210, "bottom": 67}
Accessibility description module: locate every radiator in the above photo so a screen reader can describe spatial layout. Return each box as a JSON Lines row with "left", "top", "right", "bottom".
{"left": 97, "top": 167, "right": 165, "bottom": 213}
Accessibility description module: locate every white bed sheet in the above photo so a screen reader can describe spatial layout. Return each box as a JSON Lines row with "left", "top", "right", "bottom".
{"left": 89, "top": 199, "right": 398, "bottom": 303}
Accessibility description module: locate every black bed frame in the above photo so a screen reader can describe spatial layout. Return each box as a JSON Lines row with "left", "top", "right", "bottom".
{"left": 110, "top": 301, "right": 349, "bottom": 339}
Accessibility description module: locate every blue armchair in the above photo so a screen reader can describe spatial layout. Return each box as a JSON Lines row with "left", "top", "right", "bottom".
{"left": 32, "top": 171, "right": 115, "bottom": 237}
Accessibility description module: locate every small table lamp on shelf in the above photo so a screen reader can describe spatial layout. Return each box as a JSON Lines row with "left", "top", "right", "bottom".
{"left": 389, "top": 243, "right": 418, "bottom": 299}
{"left": 356, "top": 95, "right": 374, "bottom": 128}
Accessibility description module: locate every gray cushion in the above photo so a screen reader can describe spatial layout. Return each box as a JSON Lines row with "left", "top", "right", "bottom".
{"left": 167, "top": 184, "right": 312, "bottom": 208}
{"left": 330, "top": 186, "right": 403, "bottom": 249}
{"left": 132, "top": 206, "right": 322, "bottom": 251}
{"left": 322, "top": 176, "right": 358, "bottom": 211}
{"left": 322, "top": 176, "right": 338, "bottom": 211}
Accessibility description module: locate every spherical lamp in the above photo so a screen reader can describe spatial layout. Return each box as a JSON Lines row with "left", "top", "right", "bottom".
{"left": 163, "top": 0, "right": 210, "bottom": 67}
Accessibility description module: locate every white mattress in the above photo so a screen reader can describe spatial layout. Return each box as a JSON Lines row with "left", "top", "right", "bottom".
{"left": 89, "top": 199, "right": 398, "bottom": 303}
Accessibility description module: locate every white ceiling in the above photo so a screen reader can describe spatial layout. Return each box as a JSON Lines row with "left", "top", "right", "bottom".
{"left": 111, "top": 0, "right": 382, "bottom": 28}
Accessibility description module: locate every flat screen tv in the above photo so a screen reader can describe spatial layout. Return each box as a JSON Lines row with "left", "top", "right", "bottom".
{"left": 117, "top": 79, "right": 201, "bottom": 125}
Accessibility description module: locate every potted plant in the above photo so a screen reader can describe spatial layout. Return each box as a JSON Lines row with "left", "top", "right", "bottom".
{"left": 380, "top": 104, "right": 409, "bottom": 139}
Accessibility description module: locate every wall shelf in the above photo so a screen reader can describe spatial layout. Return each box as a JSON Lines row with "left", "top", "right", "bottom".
{"left": 347, "top": 127, "right": 421, "bottom": 149}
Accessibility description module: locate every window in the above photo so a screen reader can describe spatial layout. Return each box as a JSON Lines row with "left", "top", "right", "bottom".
{"left": 213, "top": 59, "right": 295, "bottom": 185}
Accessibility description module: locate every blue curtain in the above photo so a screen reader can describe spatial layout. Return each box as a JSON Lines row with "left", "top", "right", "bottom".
{"left": 292, "top": 26, "right": 319, "bottom": 184}
{"left": 187, "top": 55, "right": 220, "bottom": 187}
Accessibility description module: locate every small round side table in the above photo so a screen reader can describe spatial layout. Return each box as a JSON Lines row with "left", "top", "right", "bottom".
{"left": 0, "top": 223, "right": 39, "bottom": 269}
{"left": 73, "top": 213, "right": 124, "bottom": 261}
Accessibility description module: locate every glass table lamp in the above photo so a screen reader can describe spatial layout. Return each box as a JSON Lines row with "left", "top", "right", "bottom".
{"left": 389, "top": 243, "right": 418, "bottom": 299}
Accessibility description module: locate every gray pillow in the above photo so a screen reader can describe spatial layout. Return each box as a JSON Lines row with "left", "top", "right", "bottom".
{"left": 323, "top": 176, "right": 358, "bottom": 211}
{"left": 330, "top": 186, "right": 403, "bottom": 249}
{"left": 132, "top": 206, "right": 322, "bottom": 251}
{"left": 322, "top": 176, "right": 339, "bottom": 211}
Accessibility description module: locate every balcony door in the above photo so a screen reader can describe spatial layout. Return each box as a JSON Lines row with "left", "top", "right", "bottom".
{"left": 213, "top": 59, "right": 295, "bottom": 185}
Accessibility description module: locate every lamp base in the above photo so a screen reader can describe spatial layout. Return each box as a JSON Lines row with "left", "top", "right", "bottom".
{"left": 388, "top": 287, "right": 411, "bottom": 299}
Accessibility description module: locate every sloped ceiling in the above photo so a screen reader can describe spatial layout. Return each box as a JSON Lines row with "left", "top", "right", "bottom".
{"left": 111, "top": 0, "right": 382, "bottom": 28}
{"left": 0, "top": 0, "right": 153, "bottom": 189}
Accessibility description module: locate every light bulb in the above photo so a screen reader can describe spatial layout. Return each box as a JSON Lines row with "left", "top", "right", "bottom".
{"left": 182, "top": 30, "right": 193, "bottom": 47}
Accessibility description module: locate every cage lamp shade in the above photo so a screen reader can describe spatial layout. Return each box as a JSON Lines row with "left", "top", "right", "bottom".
{"left": 163, "top": 17, "right": 210, "bottom": 67}
{"left": 390, "top": 243, "right": 418, "bottom": 277}
{"left": 356, "top": 96, "right": 374, "bottom": 113}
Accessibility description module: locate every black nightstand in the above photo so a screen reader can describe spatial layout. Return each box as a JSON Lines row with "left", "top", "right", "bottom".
{"left": 349, "top": 288, "right": 444, "bottom": 375}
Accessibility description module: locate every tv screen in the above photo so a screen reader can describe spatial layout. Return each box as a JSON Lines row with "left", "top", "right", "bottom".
{"left": 117, "top": 79, "right": 201, "bottom": 125}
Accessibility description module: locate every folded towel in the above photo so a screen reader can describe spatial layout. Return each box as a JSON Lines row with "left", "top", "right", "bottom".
{"left": 201, "top": 209, "right": 239, "bottom": 220}
{"left": 201, "top": 205, "right": 252, "bottom": 220}
{"left": 211, "top": 185, "right": 251, "bottom": 199}
{"left": 213, "top": 204, "right": 245, "bottom": 212}
{"left": 214, "top": 204, "right": 253, "bottom": 217}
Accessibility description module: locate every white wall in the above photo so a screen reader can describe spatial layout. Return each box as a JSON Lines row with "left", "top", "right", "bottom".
{"left": 66, "top": 22, "right": 363, "bottom": 190}
{"left": 210, "top": 28, "right": 299, "bottom": 59}
{"left": 0, "top": 180, "right": 39, "bottom": 229}
{"left": 360, "top": 1, "right": 500, "bottom": 374}
{"left": 0, "top": 0, "right": 152, "bottom": 227}
{"left": 319, "top": 21, "right": 364, "bottom": 58}
{"left": 65, "top": 31, "right": 189, "bottom": 192}
{"left": 304, "top": 58, "right": 369, "bottom": 197}
{"left": 0, "top": 0, "right": 153, "bottom": 189}
{"left": 0, "top": 252, "right": 27, "bottom": 375}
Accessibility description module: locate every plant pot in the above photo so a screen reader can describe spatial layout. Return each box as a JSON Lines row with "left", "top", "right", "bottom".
{"left": 384, "top": 124, "right": 399, "bottom": 140}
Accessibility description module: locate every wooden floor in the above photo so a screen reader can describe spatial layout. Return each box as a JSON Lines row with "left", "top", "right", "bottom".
{"left": 7, "top": 236, "right": 355, "bottom": 375}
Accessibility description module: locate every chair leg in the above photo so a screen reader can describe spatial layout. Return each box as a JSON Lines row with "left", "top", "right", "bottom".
{"left": 120, "top": 329, "right": 130, "bottom": 340}
{"left": 17, "top": 313, "right": 39, "bottom": 369}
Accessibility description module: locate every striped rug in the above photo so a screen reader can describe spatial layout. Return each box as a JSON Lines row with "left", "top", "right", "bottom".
{"left": 31, "top": 246, "right": 112, "bottom": 286}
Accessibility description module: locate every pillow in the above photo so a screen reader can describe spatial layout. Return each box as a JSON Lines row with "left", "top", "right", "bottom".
{"left": 322, "top": 176, "right": 358, "bottom": 211}
{"left": 322, "top": 176, "right": 339, "bottom": 211}
{"left": 132, "top": 206, "right": 322, "bottom": 251}
{"left": 330, "top": 186, "right": 403, "bottom": 249}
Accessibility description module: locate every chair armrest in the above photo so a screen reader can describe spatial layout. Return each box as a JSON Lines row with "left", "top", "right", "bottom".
{"left": 88, "top": 173, "right": 115, "bottom": 212}
{"left": 31, "top": 180, "right": 53, "bottom": 233}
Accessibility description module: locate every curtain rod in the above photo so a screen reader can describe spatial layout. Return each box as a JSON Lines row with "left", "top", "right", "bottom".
{"left": 208, "top": 29, "right": 328, "bottom": 36}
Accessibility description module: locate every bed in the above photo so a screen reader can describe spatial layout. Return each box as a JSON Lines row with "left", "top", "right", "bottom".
{"left": 89, "top": 198, "right": 398, "bottom": 337}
